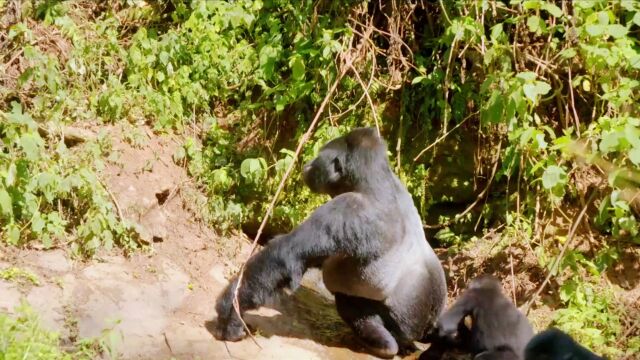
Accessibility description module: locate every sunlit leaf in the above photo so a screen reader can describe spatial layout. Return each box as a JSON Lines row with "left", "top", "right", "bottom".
{"left": 607, "top": 24, "right": 628, "bottom": 39}
{"left": 585, "top": 24, "right": 605, "bottom": 36}
{"left": 0, "top": 189, "right": 12, "bottom": 217}
{"left": 559, "top": 48, "right": 577, "bottom": 59}
{"left": 542, "top": 165, "right": 567, "bottom": 189}
{"left": 629, "top": 147, "right": 640, "bottom": 165}
{"left": 542, "top": 3, "right": 563, "bottom": 17}
{"left": 599, "top": 131, "right": 622, "bottom": 154}
{"left": 527, "top": 15, "right": 542, "bottom": 33}
{"left": 19, "top": 133, "right": 42, "bottom": 161}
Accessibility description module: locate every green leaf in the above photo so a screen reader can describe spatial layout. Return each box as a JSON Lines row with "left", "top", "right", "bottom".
{"left": 523, "top": 84, "right": 538, "bottom": 102}
{"left": 527, "top": 15, "right": 542, "bottom": 33}
{"left": 585, "top": 24, "right": 605, "bottom": 36}
{"left": 542, "top": 3, "right": 563, "bottom": 17}
{"left": 558, "top": 48, "right": 577, "bottom": 59}
{"left": 522, "top": 1, "right": 540, "bottom": 10}
{"left": 482, "top": 91, "right": 504, "bottom": 124}
{"left": 240, "top": 158, "right": 265, "bottom": 180}
{"left": 633, "top": 12, "right": 640, "bottom": 27}
{"left": 411, "top": 75, "right": 426, "bottom": 85}
{"left": 621, "top": 0, "right": 637, "bottom": 11}
{"left": 490, "top": 23, "right": 503, "bottom": 42}
{"left": 535, "top": 81, "right": 551, "bottom": 95}
{"left": 597, "top": 11, "right": 610, "bottom": 25}
{"left": 290, "top": 56, "right": 305, "bottom": 80}
{"left": 523, "top": 80, "right": 551, "bottom": 102}
{"left": 599, "top": 131, "right": 621, "bottom": 154}
{"left": 0, "top": 189, "right": 12, "bottom": 217}
{"left": 625, "top": 124, "right": 640, "bottom": 148}
{"left": 7, "top": 225, "right": 20, "bottom": 245}
{"left": 32, "top": 214, "right": 46, "bottom": 233}
{"left": 542, "top": 165, "right": 567, "bottom": 190}
{"left": 259, "top": 45, "right": 279, "bottom": 79}
{"left": 629, "top": 147, "right": 640, "bottom": 165}
{"left": 6, "top": 163, "right": 17, "bottom": 186}
{"left": 19, "top": 133, "right": 42, "bottom": 161}
{"left": 159, "top": 51, "right": 169, "bottom": 65}
{"left": 607, "top": 24, "right": 628, "bottom": 38}
{"left": 516, "top": 72, "right": 537, "bottom": 81}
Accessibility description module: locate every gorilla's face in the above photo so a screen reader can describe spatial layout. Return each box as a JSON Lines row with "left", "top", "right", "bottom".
{"left": 303, "top": 137, "right": 349, "bottom": 196}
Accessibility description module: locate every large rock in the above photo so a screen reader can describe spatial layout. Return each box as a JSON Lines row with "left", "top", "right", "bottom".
{"left": 76, "top": 260, "right": 189, "bottom": 358}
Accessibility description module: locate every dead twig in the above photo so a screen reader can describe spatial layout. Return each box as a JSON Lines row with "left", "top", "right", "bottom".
{"left": 567, "top": 67, "right": 581, "bottom": 137}
{"left": 98, "top": 177, "right": 123, "bottom": 221}
{"left": 347, "top": 61, "right": 380, "bottom": 136}
{"left": 413, "top": 111, "right": 476, "bottom": 162}
{"left": 230, "top": 47, "right": 359, "bottom": 347}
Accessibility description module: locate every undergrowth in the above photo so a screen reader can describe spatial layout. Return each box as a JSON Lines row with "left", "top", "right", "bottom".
{"left": 0, "top": 0, "right": 639, "bottom": 356}
{"left": 0, "top": 302, "right": 120, "bottom": 360}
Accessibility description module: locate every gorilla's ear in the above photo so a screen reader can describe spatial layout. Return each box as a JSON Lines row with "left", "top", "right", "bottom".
{"left": 345, "top": 127, "right": 381, "bottom": 151}
{"left": 327, "top": 156, "right": 343, "bottom": 182}
{"left": 332, "top": 157, "right": 343, "bottom": 175}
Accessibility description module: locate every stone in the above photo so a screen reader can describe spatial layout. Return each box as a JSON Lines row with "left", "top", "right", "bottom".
{"left": 141, "top": 207, "right": 168, "bottom": 242}
{"left": 32, "top": 250, "right": 72, "bottom": 273}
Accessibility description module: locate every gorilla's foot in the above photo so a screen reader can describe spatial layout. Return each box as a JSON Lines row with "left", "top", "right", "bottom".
{"left": 354, "top": 319, "right": 399, "bottom": 359}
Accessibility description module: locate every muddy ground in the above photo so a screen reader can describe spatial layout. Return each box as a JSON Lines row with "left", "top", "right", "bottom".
{"left": 1, "top": 126, "right": 638, "bottom": 359}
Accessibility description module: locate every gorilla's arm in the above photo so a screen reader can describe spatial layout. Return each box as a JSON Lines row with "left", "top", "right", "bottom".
{"left": 214, "top": 193, "right": 376, "bottom": 340}
{"left": 437, "top": 290, "right": 478, "bottom": 338}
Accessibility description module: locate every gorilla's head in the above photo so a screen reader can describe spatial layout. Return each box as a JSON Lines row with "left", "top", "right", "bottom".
{"left": 303, "top": 127, "right": 389, "bottom": 197}
{"left": 468, "top": 274, "right": 502, "bottom": 292}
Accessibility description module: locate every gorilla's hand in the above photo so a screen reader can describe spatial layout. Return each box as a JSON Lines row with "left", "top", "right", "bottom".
{"left": 436, "top": 318, "right": 459, "bottom": 341}
{"left": 214, "top": 279, "right": 247, "bottom": 341}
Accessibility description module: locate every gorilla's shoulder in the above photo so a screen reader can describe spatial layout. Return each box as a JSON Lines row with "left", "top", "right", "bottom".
{"left": 324, "top": 192, "right": 370, "bottom": 211}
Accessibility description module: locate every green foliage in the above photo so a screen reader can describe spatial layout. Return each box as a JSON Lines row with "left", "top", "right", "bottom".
{"left": 0, "top": 104, "right": 139, "bottom": 256}
{"left": 123, "top": 0, "right": 347, "bottom": 129}
{"left": 554, "top": 281, "right": 623, "bottom": 357}
{"left": 0, "top": 302, "right": 120, "bottom": 359}
{"left": 0, "top": 302, "right": 74, "bottom": 360}
{"left": 0, "top": 267, "right": 40, "bottom": 286}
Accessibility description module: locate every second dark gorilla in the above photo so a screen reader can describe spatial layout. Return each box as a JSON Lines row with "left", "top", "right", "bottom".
{"left": 421, "top": 274, "right": 534, "bottom": 360}
{"left": 214, "top": 127, "right": 447, "bottom": 358}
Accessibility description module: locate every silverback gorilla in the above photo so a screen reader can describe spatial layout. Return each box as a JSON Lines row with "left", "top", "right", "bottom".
{"left": 214, "top": 127, "right": 447, "bottom": 358}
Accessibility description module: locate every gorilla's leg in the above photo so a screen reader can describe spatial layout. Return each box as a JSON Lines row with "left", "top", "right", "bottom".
{"left": 334, "top": 293, "right": 399, "bottom": 358}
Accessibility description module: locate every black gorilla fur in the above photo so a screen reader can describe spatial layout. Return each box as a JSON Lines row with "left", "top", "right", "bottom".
{"left": 524, "top": 328, "right": 605, "bottom": 360}
{"left": 420, "top": 274, "right": 534, "bottom": 360}
{"left": 214, "top": 127, "right": 447, "bottom": 358}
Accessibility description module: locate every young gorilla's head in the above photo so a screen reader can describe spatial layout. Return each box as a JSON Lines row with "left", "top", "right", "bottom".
{"left": 468, "top": 274, "right": 503, "bottom": 292}
{"left": 303, "top": 127, "right": 389, "bottom": 196}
